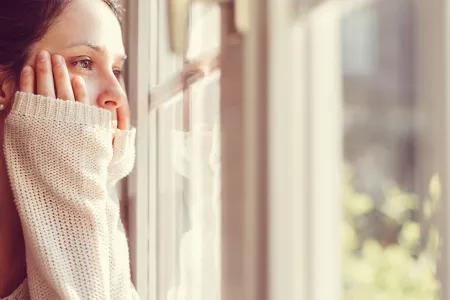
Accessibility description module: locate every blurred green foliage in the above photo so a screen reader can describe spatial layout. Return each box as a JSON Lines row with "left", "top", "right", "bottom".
{"left": 343, "top": 166, "right": 441, "bottom": 300}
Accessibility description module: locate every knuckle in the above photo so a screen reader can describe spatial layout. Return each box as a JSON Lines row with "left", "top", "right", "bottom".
{"left": 56, "top": 70, "right": 66, "bottom": 82}
{"left": 20, "top": 76, "right": 31, "bottom": 87}
{"left": 53, "top": 63, "right": 66, "bottom": 76}
{"left": 36, "top": 62, "right": 50, "bottom": 73}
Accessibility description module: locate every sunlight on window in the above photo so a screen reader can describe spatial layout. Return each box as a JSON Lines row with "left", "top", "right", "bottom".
{"left": 341, "top": 0, "right": 441, "bottom": 298}
{"left": 149, "top": 3, "right": 222, "bottom": 300}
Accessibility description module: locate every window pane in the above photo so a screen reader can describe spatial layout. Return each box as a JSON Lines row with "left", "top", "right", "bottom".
{"left": 155, "top": 72, "right": 221, "bottom": 300}
{"left": 187, "top": 3, "right": 221, "bottom": 60}
{"left": 150, "top": 3, "right": 222, "bottom": 300}
{"left": 341, "top": 1, "right": 441, "bottom": 299}
{"left": 155, "top": 0, "right": 184, "bottom": 87}
{"left": 152, "top": 1, "right": 221, "bottom": 89}
{"left": 156, "top": 92, "right": 185, "bottom": 300}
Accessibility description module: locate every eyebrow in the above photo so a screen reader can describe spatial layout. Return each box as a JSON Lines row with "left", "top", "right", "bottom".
{"left": 67, "top": 41, "right": 127, "bottom": 61}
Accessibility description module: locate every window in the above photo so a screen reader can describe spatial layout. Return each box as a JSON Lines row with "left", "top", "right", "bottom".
{"left": 125, "top": 0, "right": 450, "bottom": 299}
{"left": 127, "top": 1, "right": 223, "bottom": 299}
{"left": 341, "top": 1, "right": 441, "bottom": 299}
{"left": 269, "top": 0, "right": 449, "bottom": 299}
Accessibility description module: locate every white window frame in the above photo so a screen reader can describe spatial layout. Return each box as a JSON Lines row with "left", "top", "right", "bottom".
{"left": 266, "top": 1, "right": 343, "bottom": 299}
{"left": 125, "top": 0, "right": 152, "bottom": 299}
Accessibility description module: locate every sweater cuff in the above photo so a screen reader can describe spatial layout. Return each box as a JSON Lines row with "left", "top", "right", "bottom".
{"left": 12, "top": 92, "right": 111, "bottom": 128}
{"left": 108, "top": 127, "right": 136, "bottom": 186}
{"left": 113, "top": 128, "right": 136, "bottom": 154}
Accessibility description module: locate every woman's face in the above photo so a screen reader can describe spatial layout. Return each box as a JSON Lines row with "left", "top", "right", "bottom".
{"left": 25, "top": 0, "right": 126, "bottom": 112}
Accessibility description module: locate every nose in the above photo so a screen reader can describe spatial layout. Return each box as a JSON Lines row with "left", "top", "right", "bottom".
{"left": 96, "top": 84, "right": 127, "bottom": 111}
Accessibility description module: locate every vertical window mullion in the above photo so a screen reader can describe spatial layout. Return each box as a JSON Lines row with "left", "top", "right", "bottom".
{"left": 307, "top": 3, "right": 343, "bottom": 300}
{"left": 126, "top": 0, "right": 152, "bottom": 298}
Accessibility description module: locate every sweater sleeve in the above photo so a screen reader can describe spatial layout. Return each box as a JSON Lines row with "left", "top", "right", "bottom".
{"left": 3, "top": 92, "right": 138, "bottom": 300}
{"left": 106, "top": 128, "right": 138, "bottom": 299}
{"left": 108, "top": 128, "right": 136, "bottom": 187}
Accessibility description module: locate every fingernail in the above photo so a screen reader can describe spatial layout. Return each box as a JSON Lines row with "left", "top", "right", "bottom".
{"left": 22, "top": 66, "right": 31, "bottom": 76}
{"left": 38, "top": 50, "right": 48, "bottom": 62}
{"left": 52, "top": 55, "right": 63, "bottom": 66}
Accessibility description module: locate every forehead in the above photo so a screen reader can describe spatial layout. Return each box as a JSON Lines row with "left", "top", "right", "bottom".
{"left": 34, "top": 0, "right": 124, "bottom": 55}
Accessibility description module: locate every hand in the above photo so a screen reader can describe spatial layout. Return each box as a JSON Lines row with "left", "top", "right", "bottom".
{"left": 116, "top": 96, "right": 130, "bottom": 131}
{"left": 20, "top": 49, "right": 131, "bottom": 135}
{"left": 20, "top": 50, "right": 89, "bottom": 104}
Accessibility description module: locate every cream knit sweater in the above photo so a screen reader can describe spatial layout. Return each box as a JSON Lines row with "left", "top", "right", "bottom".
{"left": 1, "top": 92, "right": 139, "bottom": 300}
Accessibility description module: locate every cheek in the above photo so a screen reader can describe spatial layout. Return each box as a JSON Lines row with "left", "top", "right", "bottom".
{"left": 84, "top": 80, "right": 99, "bottom": 106}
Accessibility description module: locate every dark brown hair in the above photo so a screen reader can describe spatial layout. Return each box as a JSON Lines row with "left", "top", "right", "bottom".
{"left": 0, "top": 0, "right": 123, "bottom": 82}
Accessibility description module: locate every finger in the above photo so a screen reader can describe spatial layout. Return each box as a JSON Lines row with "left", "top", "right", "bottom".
{"left": 36, "top": 50, "right": 56, "bottom": 98}
{"left": 52, "top": 55, "right": 75, "bottom": 101}
{"left": 19, "top": 66, "right": 35, "bottom": 93}
{"left": 111, "top": 109, "right": 118, "bottom": 129}
{"left": 72, "top": 76, "right": 89, "bottom": 104}
{"left": 116, "top": 99, "right": 130, "bottom": 130}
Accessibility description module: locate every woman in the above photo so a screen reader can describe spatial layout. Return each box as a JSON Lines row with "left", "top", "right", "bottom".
{"left": 0, "top": 0, "right": 138, "bottom": 299}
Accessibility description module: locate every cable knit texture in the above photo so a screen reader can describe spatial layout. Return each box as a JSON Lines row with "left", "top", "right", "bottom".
{"left": 1, "top": 92, "right": 139, "bottom": 300}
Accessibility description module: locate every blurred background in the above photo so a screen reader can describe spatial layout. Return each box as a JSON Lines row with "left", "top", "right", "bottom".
{"left": 120, "top": 0, "right": 449, "bottom": 299}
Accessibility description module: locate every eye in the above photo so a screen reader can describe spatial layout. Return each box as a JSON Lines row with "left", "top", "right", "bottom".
{"left": 113, "top": 69, "right": 123, "bottom": 78}
{"left": 72, "top": 59, "right": 93, "bottom": 71}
